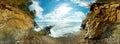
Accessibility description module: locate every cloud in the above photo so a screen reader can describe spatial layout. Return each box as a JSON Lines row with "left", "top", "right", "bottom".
{"left": 43, "top": 3, "right": 73, "bottom": 22}
{"left": 29, "top": 0, "right": 87, "bottom": 37}
{"left": 48, "top": 11, "right": 85, "bottom": 37}
{"left": 29, "top": 0, "right": 44, "bottom": 31}
{"left": 42, "top": 3, "right": 86, "bottom": 37}
{"left": 29, "top": 0, "right": 43, "bottom": 18}
{"left": 70, "top": 0, "right": 96, "bottom": 8}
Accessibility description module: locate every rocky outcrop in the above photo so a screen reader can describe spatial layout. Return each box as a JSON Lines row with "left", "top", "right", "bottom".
{"left": 0, "top": 0, "right": 34, "bottom": 41}
{"left": 81, "top": 2, "right": 120, "bottom": 40}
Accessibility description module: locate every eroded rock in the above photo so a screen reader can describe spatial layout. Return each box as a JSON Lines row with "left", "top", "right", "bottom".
{"left": 0, "top": 1, "right": 34, "bottom": 41}
{"left": 82, "top": 2, "right": 120, "bottom": 39}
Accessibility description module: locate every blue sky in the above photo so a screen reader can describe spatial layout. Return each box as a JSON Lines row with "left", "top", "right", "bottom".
{"left": 39, "top": 0, "right": 90, "bottom": 15}
{"left": 29, "top": 0, "right": 96, "bottom": 37}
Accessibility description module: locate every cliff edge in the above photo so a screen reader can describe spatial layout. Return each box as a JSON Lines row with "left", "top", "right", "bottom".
{"left": 81, "top": 0, "right": 120, "bottom": 44}
{"left": 0, "top": 0, "right": 34, "bottom": 41}
{"left": 81, "top": 1, "right": 120, "bottom": 44}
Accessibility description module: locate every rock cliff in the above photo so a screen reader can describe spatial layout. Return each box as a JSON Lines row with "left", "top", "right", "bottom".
{"left": 0, "top": 0, "right": 34, "bottom": 41}
{"left": 81, "top": 0, "right": 120, "bottom": 41}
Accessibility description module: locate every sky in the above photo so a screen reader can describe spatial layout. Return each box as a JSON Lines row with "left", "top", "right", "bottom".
{"left": 29, "top": 0, "right": 96, "bottom": 37}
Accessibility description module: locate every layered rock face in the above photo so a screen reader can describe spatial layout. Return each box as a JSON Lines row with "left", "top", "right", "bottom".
{"left": 82, "top": 2, "right": 120, "bottom": 39}
{"left": 0, "top": 0, "right": 34, "bottom": 41}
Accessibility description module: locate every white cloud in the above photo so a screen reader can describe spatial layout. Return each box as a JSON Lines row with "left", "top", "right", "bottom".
{"left": 44, "top": 3, "right": 73, "bottom": 20}
{"left": 29, "top": 0, "right": 43, "bottom": 18}
{"left": 70, "top": 0, "right": 96, "bottom": 8}
{"left": 29, "top": 0, "right": 87, "bottom": 37}
{"left": 47, "top": 11, "right": 85, "bottom": 37}
{"left": 39, "top": 3, "right": 85, "bottom": 22}
{"left": 42, "top": 3, "right": 85, "bottom": 37}
{"left": 29, "top": 0, "right": 44, "bottom": 31}
{"left": 56, "top": 4, "right": 73, "bottom": 15}
{"left": 54, "top": 0, "right": 96, "bottom": 8}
